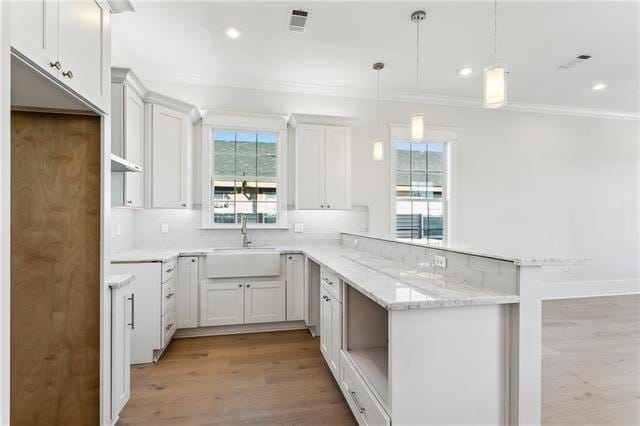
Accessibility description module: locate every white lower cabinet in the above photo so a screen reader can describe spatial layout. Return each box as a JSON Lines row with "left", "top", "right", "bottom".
{"left": 244, "top": 281, "right": 286, "bottom": 324}
{"left": 177, "top": 256, "right": 199, "bottom": 328}
{"left": 111, "top": 258, "right": 177, "bottom": 364}
{"left": 286, "top": 254, "right": 305, "bottom": 321}
{"left": 200, "top": 282, "right": 245, "bottom": 326}
{"left": 111, "top": 283, "right": 133, "bottom": 421}
{"left": 320, "top": 283, "right": 342, "bottom": 378}
{"left": 340, "top": 351, "right": 391, "bottom": 426}
{"left": 199, "top": 280, "right": 286, "bottom": 327}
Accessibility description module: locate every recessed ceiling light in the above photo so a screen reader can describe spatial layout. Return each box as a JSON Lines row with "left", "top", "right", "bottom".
{"left": 592, "top": 83, "right": 607, "bottom": 91}
{"left": 225, "top": 27, "right": 241, "bottom": 39}
{"left": 457, "top": 67, "right": 473, "bottom": 77}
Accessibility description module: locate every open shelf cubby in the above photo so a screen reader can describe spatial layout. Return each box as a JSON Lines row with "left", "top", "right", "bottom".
{"left": 345, "top": 285, "right": 390, "bottom": 411}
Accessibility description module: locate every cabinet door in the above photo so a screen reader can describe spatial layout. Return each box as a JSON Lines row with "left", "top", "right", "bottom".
{"left": 286, "top": 254, "right": 305, "bottom": 321}
{"left": 9, "top": 0, "right": 59, "bottom": 77}
{"left": 58, "top": 0, "right": 109, "bottom": 111}
{"left": 111, "top": 286, "right": 132, "bottom": 420}
{"left": 123, "top": 86, "right": 145, "bottom": 207}
{"left": 244, "top": 281, "right": 286, "bottom": 324}
{"left": 324, "top": 126, "right": 351, "bottom": 210}
{"left": 151, "top": 104, "right": 190, "bottom": 208}
{"left": 199, "top": 282, "right": 244, "bottom": 326}
{"left": 329, "top": 296, "right": 342, "bottom": 374}
{"left": 319, "top": 286, "right": 332, "bottom": 365}
{"left": 177, "top": 257, "right": 199, "bottom": 329}
{"left": 295, "top": 125, "right": 326, "bottom": 209}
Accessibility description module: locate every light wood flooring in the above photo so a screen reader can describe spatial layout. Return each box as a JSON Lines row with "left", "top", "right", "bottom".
{"left": 118, "top": 330, "right": 356, "bottom": 425}
{"left": 120, "top": 295, "right": 639, "bottom": 425}
{"left": 542, "top": 295, "right": 640, "bottom": 425}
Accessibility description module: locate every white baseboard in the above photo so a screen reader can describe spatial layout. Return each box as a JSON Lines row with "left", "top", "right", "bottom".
{"left": 542, "top": 279, "right": 640, "bottom": 300}
{"left": 174, "top": 320, "right": 309, "bottom": 339}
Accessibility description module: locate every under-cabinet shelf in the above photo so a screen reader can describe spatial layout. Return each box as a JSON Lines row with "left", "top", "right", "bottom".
{"left": 111, "top": 154, "right": 142, "bottom": 173}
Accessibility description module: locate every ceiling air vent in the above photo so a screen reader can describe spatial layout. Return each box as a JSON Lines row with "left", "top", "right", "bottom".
{"left": 288, "top": 9, "right": 309, "bottom": 33}
{"left": 557, "top": 54, "right": 592, "bottom": 70}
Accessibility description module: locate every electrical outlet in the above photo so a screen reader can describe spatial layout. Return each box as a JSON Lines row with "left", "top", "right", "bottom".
{"left": 354, "top": 238, "right": 359, "bottom": 247}
{"left": 434, "top": 255, "right": 447, "bottom": 268}
{"left": 294, "top": 223, "right": 304, "bottom": 233}
{"left": 116, "top": 224, "right": 121, "bottom": 236}
{"left": 161, "top": 223, "right": 169, "bottom": 234}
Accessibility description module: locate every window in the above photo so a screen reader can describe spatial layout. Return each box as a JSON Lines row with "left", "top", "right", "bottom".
{"left": 211, "top": 130, "right": 279, "bottom": 225}
{"left": 394, "top": 138, "right": 448, "bottom": 242}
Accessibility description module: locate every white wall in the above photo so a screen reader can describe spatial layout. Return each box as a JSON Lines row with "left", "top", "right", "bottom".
{"left": 136, "top": 80, "right": 638, "bottom": 295}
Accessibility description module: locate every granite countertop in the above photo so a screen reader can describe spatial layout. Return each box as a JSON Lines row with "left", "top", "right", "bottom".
{"left": 111, "top": 244, "right": 518, "bottom": 310}
{"left": 342, "top": 231, "right": 592, "bottom": 267}
{"left": 108, "top": 274, "right": 135, "bottom": 289}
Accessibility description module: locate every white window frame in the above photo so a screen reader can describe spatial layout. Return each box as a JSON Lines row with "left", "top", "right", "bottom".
{"left": 388, "top": 124, "right": 457, "bottom": 244}
{"left": 201, "top": 112, "right": 289, "bottom": 229}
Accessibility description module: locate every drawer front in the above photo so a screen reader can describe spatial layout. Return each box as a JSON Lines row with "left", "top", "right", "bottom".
{"left": 162, "top": 277, "right": 176, "bottom": 315}
{"left": 161, "top": 298, "right": 176, "bottom": 348}
{"left": 162, "top": 258, "right": 177, "bottom": 283}
{"left": 340, "top": 351, "right": 390, "bottom": 426}
{"left": 321, "top": 267, "right": 341, "bottom": 301}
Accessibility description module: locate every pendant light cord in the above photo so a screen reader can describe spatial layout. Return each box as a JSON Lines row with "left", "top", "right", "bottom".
{"left": 493, "top": 0, "right": 498, "bottom": 63}
{"left": 376, "top": 69, "right": 381, "bottom": 140}
{"left": 416, "top": 18, "right": 420, "bottom": 99}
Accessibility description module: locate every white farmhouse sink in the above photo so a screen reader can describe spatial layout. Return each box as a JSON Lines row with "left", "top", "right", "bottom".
{"left": 207, "top": 248, "right": 280, "bottom": 278}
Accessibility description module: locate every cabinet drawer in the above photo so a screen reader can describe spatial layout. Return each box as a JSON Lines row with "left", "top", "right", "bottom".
{"left": 161, "top": 298, "right": 176, "bottom": 348}
{"left": 162, "top": 277, "right": 176, "bottom": 315}
{"left": 340, "top": 351, "right": 390, "bottom": 426}
{"left": 321, "top": 267, "right": 341, "bottom": 301}
{"left": 162, "top": 258, "right": 177, "bottom": 283}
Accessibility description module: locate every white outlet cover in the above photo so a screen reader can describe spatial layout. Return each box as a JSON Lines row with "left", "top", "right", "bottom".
{"left": 161, "top": 223, "right": 169, "bottom": 233}
{"left": 116, "top": 224, "right": 122, "bottom": 236}
{"left": 435, "top": 255, "right": 447, "bottom": 268}
{"left": 294, "top": 223, "right": 304, "bottom": 233}
{"left": 354, "top": 238, "right": 359, "bottom": 246}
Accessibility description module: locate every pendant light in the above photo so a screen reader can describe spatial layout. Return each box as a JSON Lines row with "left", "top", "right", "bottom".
{"left": 372, "top": 62, "right": 385, "bottom": 161}
{"left": 410, "top": 10, "right": 426, "bottom": 140}
{"left": 484, "top": 0, "right": 507, "bottom": 109}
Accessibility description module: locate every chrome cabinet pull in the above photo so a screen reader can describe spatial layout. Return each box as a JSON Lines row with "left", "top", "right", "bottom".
{"left": 62, "top": 70, "right": 73, "bottom": 78}
{"left": 238, "top": 284, "right": 242, "bottom": 288}
{"left": 349, "top": 391, "right": 366, "bottom": 414}
{"left": 165, "top": 323, "right": 174, "bottom": 331}
{"left": 181, "top": 203, "right": 187, "bottom": 207}
{"left": 128, "top": 294, "right": 135, "bottom": 330}
{"left": 165, "top": 292, "right": 175, "bottom": 299}
{"left": 126, "top": 200, "right": 132, "bottom": 204}
{"left": 165, "top": 267, "right": 174, "bottom": 273}
{"left": 49, "top": 61, "right": 61, "bottom": 70}
{"left": 327, "top": 205, "right": 331, "bottom": 208}
{"left": 246, "top": 284, "right": 251, "bottom": 288}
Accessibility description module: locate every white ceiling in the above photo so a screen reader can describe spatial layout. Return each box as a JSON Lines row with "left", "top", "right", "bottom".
{"left": 112, "top": 1, "right": 639, "bottom": 115}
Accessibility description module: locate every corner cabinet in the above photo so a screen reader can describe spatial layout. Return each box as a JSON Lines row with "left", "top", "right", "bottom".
{"left": 146, "top": 96, "right": 197, "bottom": 209}
{"left": 290, "top": 114, "right": 352, "bottom": 210}
{"left": 10, "top": 0, "right": 110, "bottom": 113}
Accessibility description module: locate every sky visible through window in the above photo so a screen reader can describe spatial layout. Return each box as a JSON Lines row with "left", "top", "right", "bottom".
{"left": 396, "top": 141, "right": 444, "bottom": 241}
{"left": 212, "top": 130, "right": 278, "bottom": 224}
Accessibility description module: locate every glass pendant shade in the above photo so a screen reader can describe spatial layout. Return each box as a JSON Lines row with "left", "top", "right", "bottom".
{"left": 410, "top": 113, "right": 424, "bottom": 140}
{"left": 372, "top": 141, "right": 384, "bottom": 161}
{"left": 484, "top": 64, "right": 507, "bottom": 109}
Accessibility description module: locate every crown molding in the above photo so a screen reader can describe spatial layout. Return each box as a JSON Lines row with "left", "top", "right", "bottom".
{"left": 144, "top": 91, "right": 201, "bottom": 123}
{"left": 111, "top": 67, "right": 147, "bottom": 99}
{"left": 137, "top": 70, "right": 640, "bottom": 122}
{"left": 288, "top": 113, "right": 358, "bottom": 128}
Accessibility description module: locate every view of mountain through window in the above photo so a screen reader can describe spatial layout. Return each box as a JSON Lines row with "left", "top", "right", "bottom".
{"left": 212, "top": 130, "right": 278, "bottom": 224}
{"left": 395, "top": 141, "right": 445, "bottom": 241}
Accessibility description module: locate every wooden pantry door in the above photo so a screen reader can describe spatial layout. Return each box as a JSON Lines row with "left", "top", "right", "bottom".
{"left": 10, "top": 111, "right": 101, "bottom": 425}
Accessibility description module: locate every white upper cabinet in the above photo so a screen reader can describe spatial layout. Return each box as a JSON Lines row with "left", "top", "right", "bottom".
{"left": 111, "top": 68, "right": 146, "bottom": 208}
{"left": 324, "top": 126, "right": 352, "bottom": 210}
{"left": 10, "top": 0, "right": 110, "bottom": 112}
{"left": 148, "top": 99, "right": 194, "bottom": 209}
{"left": 9, "top": 0, "right": 58, "bottom": 77}
{"left": 290, "top": 114, "right": 353, "bottom": 210}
